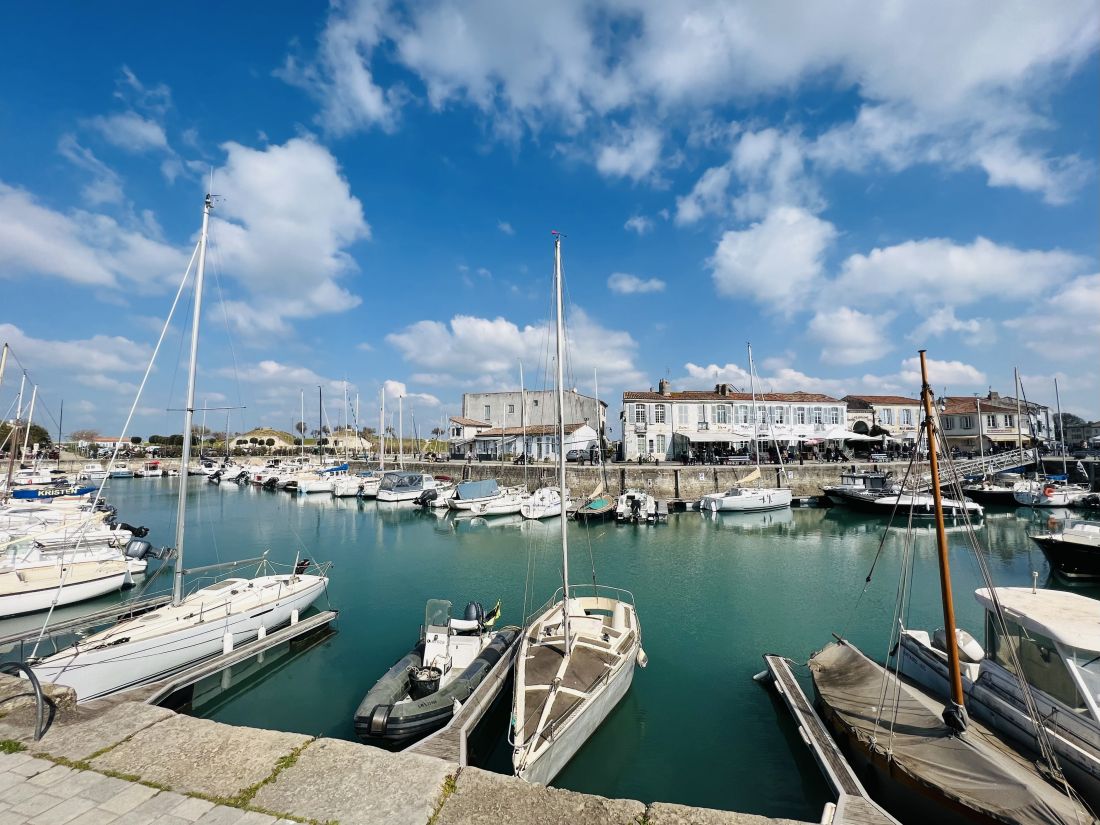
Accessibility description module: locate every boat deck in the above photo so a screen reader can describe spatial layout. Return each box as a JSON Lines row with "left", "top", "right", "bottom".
{"left": 762, "top": 654, "right": 900, "bottom": 825}
{"left": 407, "top": 630, "right": 519, "bottom": 765}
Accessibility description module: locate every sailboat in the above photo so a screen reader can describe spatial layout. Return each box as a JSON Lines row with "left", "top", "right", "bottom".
{"left": 573, "top": 368, "right": 615, "bottom": 523}
{"left": 29, "top": 193, "right": 330, "bottom": 702}
{"left": 806, "top": 350, "right": 1092, "bottom": 824}
{"left": 511, "top": 232, "right": 646, "bottom": 786}
{"left": 698, "top": 344, "right": 792, "bottom": 513}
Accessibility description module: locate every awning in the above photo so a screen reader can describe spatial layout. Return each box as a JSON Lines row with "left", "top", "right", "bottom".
{"left": 986, "top": 434, "right": 1032, "bottom": 443}
{"left": 841, "top": 433, "right": 878, "bottom": 442}
{"left": 685, "top": 431, "right": 752, "bottom": 443}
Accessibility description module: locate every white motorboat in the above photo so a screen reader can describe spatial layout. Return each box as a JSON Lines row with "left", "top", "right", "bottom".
{"left": 77, "top": 463, "right": 108, "bottom": 482}
{"left": 30, "top": 193, "right": 330, "bottom": 702}
{"left": 896, "top": 586, "right": 1100, "bottom": 810}
{"left": 108, "top": 462, "right": 134, "bottom": 479}
{"left": 512, "top": 232, "right": 645, "bottom": 786}
{"left": 377, "top": 472, "right": 450, "bottom": 503}
{"left": 520, "top": 487, "right": 565, "bottom": 520}
{"left": 446, "top": 479, "right": 504, "bottom": 511}
{"left": 1013, "top": 479, "right": 1090, "bottom": 508}
{"left": 138, "top": 460, "right": 165, "bottom": 478}
{"left": 870, "top": 491, "right": 984, "bottom": 517}
{"left": 332, "top": 475, "right": 364, "bottom": 497}
{"left": 616, "top": 489, "right": 665, "bottom": 523}
{"left": 699, "top": 486, "right": 792, "bottom": 513}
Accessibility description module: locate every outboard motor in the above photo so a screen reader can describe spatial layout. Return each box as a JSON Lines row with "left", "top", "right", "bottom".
{"left": 294, "top": 559, "right": 311, "bottom": 576}
{"left": 630, "top": 497, "right": 641, "bottom": 520}
{"left": 464, "top": 601, "right": 485, "bottom": 625}
{"left": 262, "top": 477, "right": 279, "bottom": 490}
{"left": 118, "top": 522, "right": 149, "bottom": 538}
{"left": 235, "top": 470, "right": 249, "bottom": 484}
{"left": 124, "top": 539, "right": 154, "bottom": 560}
{"left": 209, "top": 470, "right": 222, "bottom": 484}
{"left": 414, "top": 489, "right": 438, "bottom": 507}
{"left": 408, "top": 666, "right": 443, "bottom": 699}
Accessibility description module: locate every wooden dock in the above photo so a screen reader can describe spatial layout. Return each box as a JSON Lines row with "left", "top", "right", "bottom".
{"left": 407, "top": 631, "right": 519, "bottom": 765}
{"left": 762, "top": 655, "right": 900, "bottom": 825}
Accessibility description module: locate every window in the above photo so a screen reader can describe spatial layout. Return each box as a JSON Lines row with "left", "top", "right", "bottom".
{"left": 812, "top": 407, "right": 823, "bottom": 424}
{"left": 654, "top": 404, "right": 666, "bottom": 424}
{"left": 656, "top": 434, "right": 666, "bottom": 455}
{"left": 829, "top": 408, "right": 840, "bottom": 425}
{"left": 507, "top": 404, "right": 515, "bottom": 415}
{"left": 451, "top": 427, "right": 460, "bottom": 438}
{"left": 986, "top": 414, "right": 997, "bottom": 428}
{"left": 880, "top": 408, "right": 894, "bottom": 425}
{"left": 533, "top": 399, "right": 539, "bottom": 407}
{"left": 483, "top": 405, "right": 491, "bottom": 420}
{"left": 715, "top": 405, "right": 729, "bottom": 424}
{"left": 901, "top": 409, "right": 913, "bottom": 426}
{"left": 677, "top": 404, "right": 691, "bottom": 426}
{"left": 773, "top": 406, "right": 786, "bottom": 425}
{"left": 634, "top": 404, "right": 647, "bottom": 424}
{"left": 737, "top": 404, "right": 750, "bottom": 424}
{"left": 960, "top": 416, "right": 973, "bottom": 429}
{"left": 636, "top": 434, "right": 645, "bottom": 456}
{"left": 1004, "top": 414, "right": 1014, "bottom": 428}
{"left": 988, "top": 616, "right": 1083, "bottom": 710}
{"left": 943, "top": 416, "right": 954, "bottom": 430}
{"left": 795, "top": 407, "right": 807, "bottom": 425}
{"left": 755, "top": 406, "right": 766, "bottom": 424}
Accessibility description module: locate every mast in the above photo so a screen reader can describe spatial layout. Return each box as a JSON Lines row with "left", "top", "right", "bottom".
{"left": 300, "top": 390, "right": 305, "bottom": 459}
{"left": 21, "top": 385, "right": 37, "bottom": 457}
{"left": 594, "top": 367, "right": 607, "bottom": 489}
{"left": 379, "top": 389, "right": 385, "bottom": 471}
{"left": 0, "top": 344, "right": 7, "bottom": 393}
{"left": 343, "top": 380, "right": 349, "bottom": 463}
{"left": 1014, "top": 368, "right": 1023, "bottom": 455}
{"left": 15, "top": 373, "right": 25, "bottom": 426}
{"left": 172, "top": 193, "right": 213, "bottom": 606}
{"left": 975, "top": 396, "right": 985, "bottom": 464}
{"left": 317, "top": 386, "right": 323, "bottom": 460}
{"left": 552, "top": 232, "right": 571, "bottom": 651}
{"left": 224, "top": 409, "right": 230, "bottom": 464}
{"left": 398, "top": 394, "right": 404, "bottom": 469}
{"left": 918, "top": 349, "right": 967, "bottom": 733}
{"left": 519, "top": 363, "right": 527, "bottom": 486}
{"left": 57, "top": 400, "right": 64, "bottom": 469}
{"left": 748, "top": 343, "right": 760, "bottom": 471}
{"left": 1055, "top": 378, "right": 1068, "bottom": 476}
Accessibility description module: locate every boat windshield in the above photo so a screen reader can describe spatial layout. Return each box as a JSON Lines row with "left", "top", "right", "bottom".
{"left": 986, "top": 613, "right": 1086, "bottom": 712}
{"left": 1070, "top": 648, "right": 1100, "bottom": 716}
{"left": 425, "top": 599, "right": 452, "bottom": 635}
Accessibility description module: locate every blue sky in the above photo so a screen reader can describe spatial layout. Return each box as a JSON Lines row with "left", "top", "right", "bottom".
{"left": 1, "top": 2, "right": 1097, "bottom": 441}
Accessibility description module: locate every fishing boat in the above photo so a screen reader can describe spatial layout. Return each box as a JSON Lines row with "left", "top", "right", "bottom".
{"left": 961, "top": 473, "right": 1025, "bottom": 506}
{"left": 511, "top": 232, "right": 645, "bottom": 786}
{"left": 354, "top": 599, "right": 519, "bottom": 745}
{"left": 29, "top": 193, "right": 330, "bottom": 702}
{"left": 822, "top": 469, "right": 899, "bottom": 507}
{"left": 806, "top": 350, "right": 1091, "bottom": 824}
{"left": 616, "top": 489, "right": 665, "bottom": 523}
{"left": 138, "top": 460, "right": 164, "bottom": 478}
{"left": 824, "top": 469, "right": 983, "bottom": 517}
{"left": 1029, "top": 518, "right": 1100, "bottom": 580}
{"left": 897, "top": 586, "right": 1100, "bottom": 810}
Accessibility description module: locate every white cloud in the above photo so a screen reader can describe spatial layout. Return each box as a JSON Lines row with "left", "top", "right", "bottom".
{"left": 909, "top": 307, "right": 995, "bottom": 346}
{"left": 382, "top": 379, "right": 441, "bottom": 408}
{"left": 709, "top": 207, "right": 836, "bottom": 310}
{"left": 1005, "top": 273, "right": 1100, "bottom": 359}
{"left": 211, "top": 138, "right": 370, "bottom": 334}
{"left": 624, "top": 215, "right": 653, "bottom": 235}
{"left": 607, "top": 272, "right": 666, "bottom": 294}
{"left": 497, "top": 220, "right": 514, "bottom": 235}
{"left": 675, "top": 164, "right": 732, "bottom": 225}
{"left": 807, "top": 307, "right": 894, "bottom": 365}
{"left": 0, "top": 323, "right": 151, "bottom": 377}
{"left": 85, "top": 112, "right": 168, "bottom": 153}
{"left": 595, "top": 125, "right": 662, "bottom": 182}
{"left": 834, "top": 236, "right": 1085, "bottom": 307}
{"left": 976, "top": 141, "right": 1091, "bottom": 205}
{"left": 0, "top": 182, "right": 188, "bottom": 289}
{"left": 896, "top": 356, "right": 986, "bottom": 388}
{"left": 57, "top": 135, "right": 125, "bottom": 206}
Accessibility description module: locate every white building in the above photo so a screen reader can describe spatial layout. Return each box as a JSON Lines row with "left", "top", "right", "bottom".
{"left": 448, "top": 416, "right": 492, "bottom": 458}
{"left": 621, "top": 380, "right": 848, "bottom": 461}
{"left": 461, "top": 390, "right": 606, "bottom": 439}
{"left": 471, "top": 423, "right": 597, "bottom": 462}
{"left": 842, "top": 395, "right": 921, "bottom": 441}
{"left": 940, "top": 395, "right": 1046, "bottom": 451}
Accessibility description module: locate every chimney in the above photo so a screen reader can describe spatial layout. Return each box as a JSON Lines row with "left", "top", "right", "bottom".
{"left": 658, "top": 379, "right": 671, "bottom": 397}
{"left": 716, "top": 383, "right": 730, "bottom": 397}
{"left": 988, "top": 390, "right": 999, "bottom": 400}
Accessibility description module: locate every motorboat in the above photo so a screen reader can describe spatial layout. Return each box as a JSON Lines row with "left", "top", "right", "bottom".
{"left": 138, "top": 460, "right": 164, "bottom": 478}
{"left": 616, "top": 489, "right": 665, "bottom": 524}
{"left": 512, "top": 233, "right": 645, "bottom": 786}
{"left": 446, "top": 479, "right": 504, "bottom": 511}
{"left": 868, "top": 492, "right": 983, "bottom": 518}
{"left": 1029, "top": 519, "right": 1100, "bottom": 580}
{"left": 699, "top": 486, "right": 792, "bottom": 513}
{"left": 108, "top": 462, "right": 134, "bottom": 479}
{"left": 356, "top": 471, "right": 386, "bottom": 499}
{"left": 822, "top": 469, "right": 898, "bottom": 508}
{"left": 376, "top": 471, "right": 449, "bottom": 503}
{"left": 354, "top": 599, "right": 519, "bottom": 745}
{"left": 896, "top": 586, "right": 1100, "bottom": 810}
{"left": 77, "top": 463, "right": 108, "bottom": 482}
{"left": 961, "top": 473, "right": 1023, "bottom": 507}
{"left": 1014, "top": 478, "right": 1091, "bottom": 508}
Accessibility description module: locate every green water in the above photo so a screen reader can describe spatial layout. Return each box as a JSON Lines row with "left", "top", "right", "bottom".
{"left": 20, "top": 479, "right": 1084, "bottom": 819}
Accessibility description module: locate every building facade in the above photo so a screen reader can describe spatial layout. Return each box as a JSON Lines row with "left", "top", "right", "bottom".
{"left": 471, "top": 423, "right": 597, "bottom": 462}
{"left": 939, "top": 394, "right": 1047, "bottom": 451}
{"left": 621, "top": 380, "right": 848, "bottom": 461}
{"left": 448, "top": 416, "right": 492, "bottom": 457}
{"left": 461, "top": 390, "right": 606, "bottom": 439}
{"left": 1065, "top": 420, "right": 1100, "bottom": 447}
{"left": 842, "top": 395, "right": 922, "bottom": 441}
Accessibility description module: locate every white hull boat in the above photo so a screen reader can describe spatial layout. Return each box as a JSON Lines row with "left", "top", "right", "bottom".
{"left": 468, "top": 492, "right": 528, "bottom": 517}
{"left": 0, "top": 556, "right": 147, "bottom": 618}
{"left": 332, "top": 476, "right": 365, "bottom": 497}
{"left": 616, "top": 489, "right": 664, "bottom": 523}
{"left": 1013, "top": 480, "right": 1090, "bottom": 508}
{"left": 521, "top": 487, "right": 564, "bottom": 520}
{"left": 108, "top": 463, "right": 134, "bottom": 479}
{"left": 699, "top": 487, "right": 792, "bottom": 513}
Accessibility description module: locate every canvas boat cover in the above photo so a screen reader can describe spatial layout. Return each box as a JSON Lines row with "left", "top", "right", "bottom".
{"left": 810, "top": 641, "right": 1092, "bottom": 824}
{"left": 454, "top": 479, "right": 500, "bottom": 500}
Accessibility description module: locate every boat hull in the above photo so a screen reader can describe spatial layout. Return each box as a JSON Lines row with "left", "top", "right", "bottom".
{"left": 1031, "top": 535, "right": 1100, "bottom": 580}
{"left": 0, "top": 562, "right": 141, "bottom": 618}
{"left": 700, "top": 488, "right": 792, "bottom": 513}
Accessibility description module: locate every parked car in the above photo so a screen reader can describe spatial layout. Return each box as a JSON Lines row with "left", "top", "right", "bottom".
{"left": 566, "top": 449, "right": 585, "bottom": 462}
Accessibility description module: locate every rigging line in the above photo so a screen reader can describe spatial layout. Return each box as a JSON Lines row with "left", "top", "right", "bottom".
{"left": 206, "top": 225, "right": 248, "bottom": 433}
{"left": 29, "top": 241, "right": 201, "bottom": 660}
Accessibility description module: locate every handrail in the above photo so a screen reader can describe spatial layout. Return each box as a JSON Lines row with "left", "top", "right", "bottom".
{"left": 0, "top": 662, "right": 46, "bottom": 741}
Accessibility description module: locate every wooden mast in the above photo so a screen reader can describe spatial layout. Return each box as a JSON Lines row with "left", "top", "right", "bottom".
{"left": 918, "top": 349, "right": 968, "bottom": 732}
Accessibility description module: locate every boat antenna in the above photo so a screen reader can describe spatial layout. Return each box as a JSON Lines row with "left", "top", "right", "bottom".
{"left": 173, "top": 192, "right": 213, "bottom": 605}
{"left": 552, "top": 231, "right": 571, "bottom": 652}
{"left": 918, "top": 349, "right": 968, "bottom": 734}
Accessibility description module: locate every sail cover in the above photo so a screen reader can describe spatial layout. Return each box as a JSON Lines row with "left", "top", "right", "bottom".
{"left": 810, "top": 641, "right": 1090, "bottom": 824}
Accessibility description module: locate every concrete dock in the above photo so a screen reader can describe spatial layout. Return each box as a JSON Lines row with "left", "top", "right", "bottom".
{"left": 0, "top": 674, "right": 815, "bottom": 825}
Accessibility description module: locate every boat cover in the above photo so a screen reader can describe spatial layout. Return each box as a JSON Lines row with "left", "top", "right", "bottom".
{"left": 454, "top": 479, "right": 499, "bottom": 500}
{"left": 811, "top": 641, "right": 1090, "bottom": 824}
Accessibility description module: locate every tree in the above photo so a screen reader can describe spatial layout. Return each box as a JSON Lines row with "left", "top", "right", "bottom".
{"left": 295, "top": 421, "right": 307, "bottom": 435}
{"left": 130, "top": 436, "right": 142, "bottom": 445}
{"left": 1054, "top": 412, "right": 1085, "bottom": 442}
{"left": 359, "top": 426, "right": 376, "bottom": 439}
{"left": 70, "top": 429, "right": 99, "bottom": 442}
{"left": 0, "top": 423, "right": 52, "bottom": 449}
{"left": 249, "top": 437, "right": 259, "bottom": 445}
{"left": 431, "top": 427, "right": 444, "bottom": 438}
{"left": 265, "top": 438, "right": 275, "bottom": 447}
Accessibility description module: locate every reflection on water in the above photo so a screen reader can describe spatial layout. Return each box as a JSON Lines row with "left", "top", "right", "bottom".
{"left": 4, "top": 479, "right": 1083, "bottom": 821}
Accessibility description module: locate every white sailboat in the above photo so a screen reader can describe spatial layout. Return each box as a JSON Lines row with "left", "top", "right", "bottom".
{"left": 511, "top": 232, "right": 646, "bottom": 785}
{"left": 29, "top": 193, "right": 329, "bottom": 702}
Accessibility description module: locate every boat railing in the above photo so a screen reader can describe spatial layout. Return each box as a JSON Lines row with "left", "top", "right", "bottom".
{"left": 525, "top": 583, "right": 637, "bottom": 623}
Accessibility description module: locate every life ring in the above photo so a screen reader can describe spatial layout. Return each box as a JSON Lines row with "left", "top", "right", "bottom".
{"left": 1043, "top": 486, "right": 1056, "bottom": 497}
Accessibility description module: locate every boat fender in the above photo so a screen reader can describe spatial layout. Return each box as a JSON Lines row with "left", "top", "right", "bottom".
{"left": 118, "top": 522, "right": 150, "bottom": 538}
{"left": 1043, "top": 485, "right": 1056, "bottom": 497}
{"left": 932, "top": 627, "right": 984, "bottom": 664}
{"left": 368, "top": 704, "right": 392, "bottom": 737}
{"left": 636, "top": 648, "right": 648, "bottom": 668}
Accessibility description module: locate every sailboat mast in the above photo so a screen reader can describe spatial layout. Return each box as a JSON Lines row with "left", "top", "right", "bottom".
{"left": 593, "top": 368, "right": 602, "bottom": 468}
{"left": 343, "top": 380, "right": 349, "bottom": 463}
{"left": 398, "top": 395, "right": 403, "bottom": 469}
{"left": 379, "top": 389, "right": 385, "bottom": 470}
{"left": 21, "top": 385, "right": 36, "bottom": 456}
{"left": 1054, "top": 378, "right": 1069, "bottom": 476}
{"left": 748, "top": 343, "right": 760, "bottom": 470}
{"left": 1015, "top": 368, "right": 1023, "bottom": 455}
{"left": 519, "top": 362, "right": 527, "bottom": 486}
{"left": 172, "top": 193, "right": 213, "bottom": 606}
{"left": 918, "top": 349, "right": 967, "bottom": 731}
{"left": 300, "top": 390, "right": 305, "bottom": 459}
{"left": 224, "top": 409, "right": 230, "bottom": 464}
{"left": 317, "top": 386, "right": 323, "bottom": 460}
{"left": 552, "top": 233, "right": 571, "bottom": 650}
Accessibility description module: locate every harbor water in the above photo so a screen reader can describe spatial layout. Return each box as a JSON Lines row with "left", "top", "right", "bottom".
{"left": 6, "top": 478, "right": 1082, "bottom": 820}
